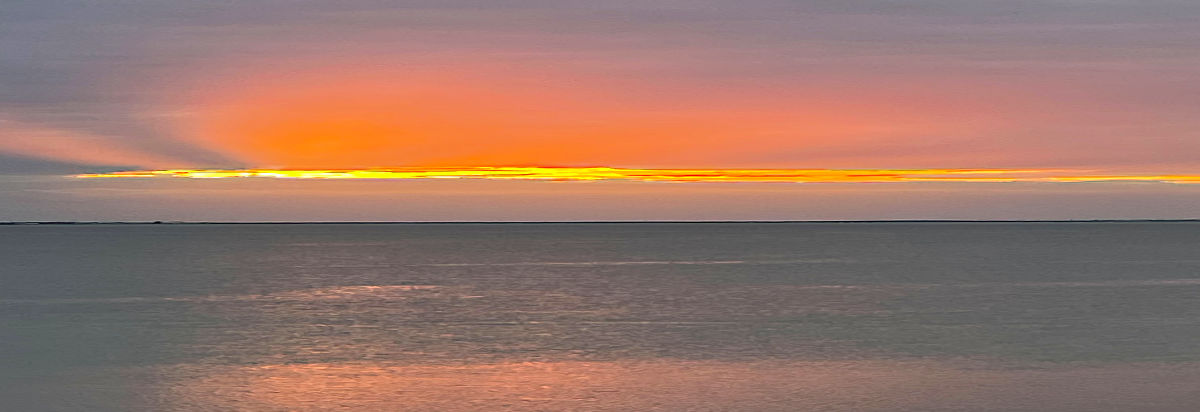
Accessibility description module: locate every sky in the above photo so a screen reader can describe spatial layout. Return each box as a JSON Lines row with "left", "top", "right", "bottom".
{"left": 1, "top": 0, "right": 1198, "bottom": 221}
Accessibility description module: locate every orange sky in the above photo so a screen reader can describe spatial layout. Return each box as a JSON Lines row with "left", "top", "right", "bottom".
{"left": 2, "top": 1, "right": 1199, "bottom": 220}
{"left": 167, "top": 63, "right": 986, "bottom": 170}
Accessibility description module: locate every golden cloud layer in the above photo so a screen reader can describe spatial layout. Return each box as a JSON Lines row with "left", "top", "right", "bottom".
{"left": 76, "top": 167, "right": 1200, "bottom": 184}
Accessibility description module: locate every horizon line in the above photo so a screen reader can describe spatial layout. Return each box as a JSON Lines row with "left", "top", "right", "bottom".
{"left": 5, "top": 219, "right": 1199, "bottom": 225}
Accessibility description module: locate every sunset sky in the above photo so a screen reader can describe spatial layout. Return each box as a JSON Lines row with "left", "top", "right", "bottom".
{"left": 2, "top": 0, "right": 1199, "bottom": 221}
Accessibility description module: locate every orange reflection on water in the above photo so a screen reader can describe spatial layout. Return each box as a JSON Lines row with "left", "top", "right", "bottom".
{"left": 153, "top": 359, "right": 1200, "bottom": 411}
{"left": 158, "top": 360, "right": 939, "bottom": 411}
{"left": 77, "top": 167, "right": 1200, "bottom": 184}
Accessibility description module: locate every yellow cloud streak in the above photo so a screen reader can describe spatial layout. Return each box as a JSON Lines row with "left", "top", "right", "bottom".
{"left": 74, "top": 167, "right": 1200, "bottom": 184}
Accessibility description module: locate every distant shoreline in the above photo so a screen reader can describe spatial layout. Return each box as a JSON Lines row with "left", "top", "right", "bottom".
{"left": 2, "top": 219, "right": 1198, "bottom": 225}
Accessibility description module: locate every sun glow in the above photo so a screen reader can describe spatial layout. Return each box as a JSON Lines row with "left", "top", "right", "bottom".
{"left": 75, "top": 167, "right": 1200, "bottom": 184}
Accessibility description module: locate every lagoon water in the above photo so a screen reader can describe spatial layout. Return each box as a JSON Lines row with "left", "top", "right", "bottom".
{"left": 3, "top": 222, "right": 1200, "bottom": 411}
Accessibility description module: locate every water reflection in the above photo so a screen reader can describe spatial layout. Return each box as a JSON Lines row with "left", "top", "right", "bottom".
{"left": 7, "top": 223, "right": 1200, "bottom": 410}
{"left": 152, "top": 359, "right": 1200, "bottom": 411}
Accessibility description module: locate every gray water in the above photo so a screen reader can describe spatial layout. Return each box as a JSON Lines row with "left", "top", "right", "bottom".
{"left": 2, "top": 222, "right": 1200, "bottom": 411}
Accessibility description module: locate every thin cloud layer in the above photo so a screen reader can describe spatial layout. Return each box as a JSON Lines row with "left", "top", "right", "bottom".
{"left": 78, "top": 167, "right": 1200, "bottom": 184}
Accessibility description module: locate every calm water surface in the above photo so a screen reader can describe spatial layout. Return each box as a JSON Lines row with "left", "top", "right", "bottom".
{"left": 2, "top": 222, "right": 1200, "bottom": 411}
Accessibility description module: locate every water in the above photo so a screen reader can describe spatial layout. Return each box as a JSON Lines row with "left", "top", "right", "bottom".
{"left": 2, "top": 222, "right": 1200, "bottom": 411}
